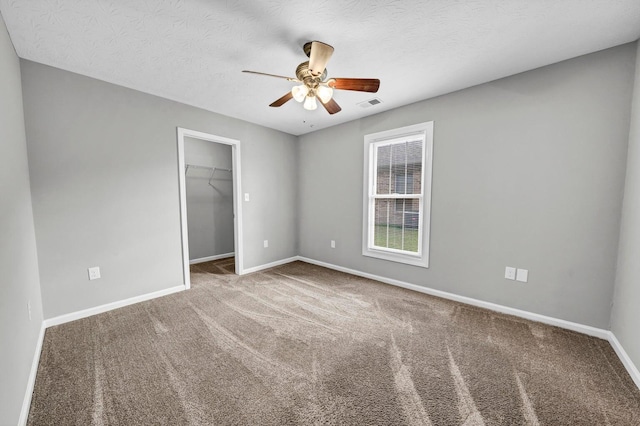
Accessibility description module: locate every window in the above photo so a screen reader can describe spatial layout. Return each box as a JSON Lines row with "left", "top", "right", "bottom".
{"left": 362, "top": 122, "right": 433, "bottom": 267}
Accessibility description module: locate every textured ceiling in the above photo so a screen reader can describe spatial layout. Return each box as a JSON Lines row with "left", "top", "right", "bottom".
{"left": 2, "top": 1, "right": 640, "bottom": 136}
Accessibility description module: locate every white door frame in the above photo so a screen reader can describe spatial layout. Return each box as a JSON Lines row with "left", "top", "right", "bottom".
{"left": 177, "top": 127, "right": 243, "bottom": 288}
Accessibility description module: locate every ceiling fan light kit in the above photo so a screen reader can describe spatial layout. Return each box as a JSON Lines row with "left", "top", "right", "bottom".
{"left": 291, "top": 84, "right": 309, "bottom": 102}
{"left": 243, "top": 40, "right": 380, "bottom": 115}
{"left": 303, "top": 95, "right": 317, "bottom": 111}
{"left": 316, "top": 84, "right": 333, "bottom": 103}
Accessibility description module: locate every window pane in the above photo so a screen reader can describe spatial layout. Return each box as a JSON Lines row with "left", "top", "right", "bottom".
{"left": 377, "top": 140, "right": 422, "bottom": 195}
{"left": 394, "top": 173, "right": 414, "bottom": 194}
{"left": 406, "top": 139, "right": 422, "bottom": 194}
{"left": 373, "top": 198, "right": 419, "bottom": 253}
{"left": 376, "top": 144, "right": 391, "bottom": 194}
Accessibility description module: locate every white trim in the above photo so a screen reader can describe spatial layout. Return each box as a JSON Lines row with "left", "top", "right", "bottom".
{"left": 43, "top": 285, "right": 185, "bottom": 328}
{"left": 297, "top": 256, "right": 610, "bottom": 339}
{"left": 177, "top": 127, "right": 244, "bottom": 280}
{"left": 189, "top": 252, "right": 234, "bottom": 265}
{"left": 240, "top": 256, "right": 299, "bottom": 275}
{"left": 19, "top": 323, "right": 46, "bottom": 426}
{"left": 607, "top": 332, "right": 640, "bottom": 390}
{"left": 176, "top": 129, "right": 191, "bottom": 289}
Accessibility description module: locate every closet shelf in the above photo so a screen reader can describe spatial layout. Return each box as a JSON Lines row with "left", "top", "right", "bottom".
{"left": 185, "top": 164, "right": 232, "bottom": 173}
{"left": 185, "top": 163, "right": 233, "bottom": 187}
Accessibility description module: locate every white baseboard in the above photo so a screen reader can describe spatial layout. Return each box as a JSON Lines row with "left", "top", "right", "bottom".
{"left": 19, "top": 323, "right": 46, "bottom": 426}
{"left": 44, "top": 285, "right": 185, "bottom": 328}
{"left": 297, "top": 256, "right": 610, "bottom": 340}
{"left": 189, "top": 252, "right": 234, "bottom": 265}
{"left": 240, "top": 256, "right": 299, "bottom": 275}
{"left": 607, "top": 332, "right": 640, "bottom": 390}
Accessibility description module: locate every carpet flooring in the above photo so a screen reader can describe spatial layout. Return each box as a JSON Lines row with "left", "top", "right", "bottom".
{"left": 28, "top": 258, "right": 640, "bottom": 425}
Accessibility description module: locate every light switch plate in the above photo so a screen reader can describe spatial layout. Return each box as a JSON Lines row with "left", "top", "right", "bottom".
{"left": 244, "top": 193, "right": 250, "bottom": 202}
{"left": 263, "top": 240, "right": 268, "bottom": 248}
{"left": 516, "top": 269, "right": 529, "bottom": 282}
{"left": 505, "top": 266, "right": 516, "bottom": 280}
{"left": 331, "top": 240, "right": 336, "bottom": 248}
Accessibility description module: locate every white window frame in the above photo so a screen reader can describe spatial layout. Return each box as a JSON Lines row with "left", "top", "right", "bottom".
{"left": 362, "top": 121, "right": 433, "bottom": 268}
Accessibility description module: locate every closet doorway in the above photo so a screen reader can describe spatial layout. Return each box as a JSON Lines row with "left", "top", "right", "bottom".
{"left": 177, "top": 128, "right": 243, "bottom": 288}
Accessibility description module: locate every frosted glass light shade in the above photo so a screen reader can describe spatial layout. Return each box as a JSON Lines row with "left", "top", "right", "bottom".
{"left": 316, "top": 84, "right": 333, "bottom": 103}
{"left": 291, "top": 85, "right": 309, "bottom": 102}
{"left": 303, "top": 95, "right": 317, "bottom": 111}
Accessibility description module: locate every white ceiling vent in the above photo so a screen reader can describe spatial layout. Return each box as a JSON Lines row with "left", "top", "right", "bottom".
{"left": 358, "top": 98, "right": 383, "bottom": 108}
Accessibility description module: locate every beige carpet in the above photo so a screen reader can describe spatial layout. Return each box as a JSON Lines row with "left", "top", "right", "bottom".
{"left": 28, "top": 259, "right": 640, "bottom": 425}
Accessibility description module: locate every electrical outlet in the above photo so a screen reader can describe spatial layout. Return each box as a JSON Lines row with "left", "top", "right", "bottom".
{"left": 516, "top": 269, "right": 529, "bottom": 282}
{"left": 263, "top": 240, "right": 268, "bottom": 248}
{"left": 331, "top": 240, "right": 336, "bottom": 248}
{"left": 505, "top": 266, "right": 516, "bottom": 280}
{"left": 88, "top": 266, "right": 101, "bottom": 280}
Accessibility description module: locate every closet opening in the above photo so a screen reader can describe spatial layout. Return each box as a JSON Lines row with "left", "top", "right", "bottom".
{"left": 177, "top": 128, "right": 243, "bottom": 288}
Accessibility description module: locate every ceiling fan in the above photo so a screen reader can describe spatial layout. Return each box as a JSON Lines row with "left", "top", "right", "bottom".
{"left": 243, "top": 41, "right": 380, "bottom": 115}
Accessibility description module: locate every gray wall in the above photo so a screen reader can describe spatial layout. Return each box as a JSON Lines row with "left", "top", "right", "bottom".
{"left": 611, "top": 42, "right": 640, "bottom": 370}
{"left": 21, "top": 60, "right": 298, "bottom": 319}
{"left": 0, "top": 14, "right": 44, "bottom": 424}
{"left": 298, "top": 44, "right": 636, "bottom": 329}
{"left": 185, "top": 137, "right": 234, "bottom": 260}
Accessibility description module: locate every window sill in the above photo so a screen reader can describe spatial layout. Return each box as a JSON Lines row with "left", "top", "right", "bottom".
{"left": 362, "top": 248, "right": 429, "bottom": 268}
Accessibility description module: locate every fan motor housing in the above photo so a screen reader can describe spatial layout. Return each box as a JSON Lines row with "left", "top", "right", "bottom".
{"left": 296, "top": 61, "right": 326, "bottom": 89}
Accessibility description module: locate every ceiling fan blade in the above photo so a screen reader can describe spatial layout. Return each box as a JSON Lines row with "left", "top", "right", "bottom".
{"left": 308, "top": 41, "right": 334, "bottom": 77}
{"left": 328, "top": 78, "right": 380, "bottom": 93}
{"left": 269, "top": 92, "right": 293, "bottom": 107}
{"left": 319, "top": 98, "right": 342, "bottom": 115}
{"left": 242, "top": 70, "right": 298, "bottom": 82}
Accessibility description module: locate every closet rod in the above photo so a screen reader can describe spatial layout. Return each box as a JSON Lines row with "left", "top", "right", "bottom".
{"left": 185, "top": 164, "right": 232, "bottom": 173}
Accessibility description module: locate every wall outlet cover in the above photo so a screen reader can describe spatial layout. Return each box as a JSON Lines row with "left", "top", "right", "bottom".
{"left": 505, "top": 266, "right": 516, "bottom": 280}
{"left": 331, "top": 240, "right": 336, "bottom": 248}
{"left": 516, "top": 268, "right": 529, "bottom": 282}
{"left": 88, "top": 266, "right": 101, "bottom": 280}
{"left": 263, "top": 240, "right": 268, "bottom": 248}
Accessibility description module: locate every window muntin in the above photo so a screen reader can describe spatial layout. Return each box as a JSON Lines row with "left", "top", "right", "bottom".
{"left": 363, "top": 122, "right": 433, "bottom": 267}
